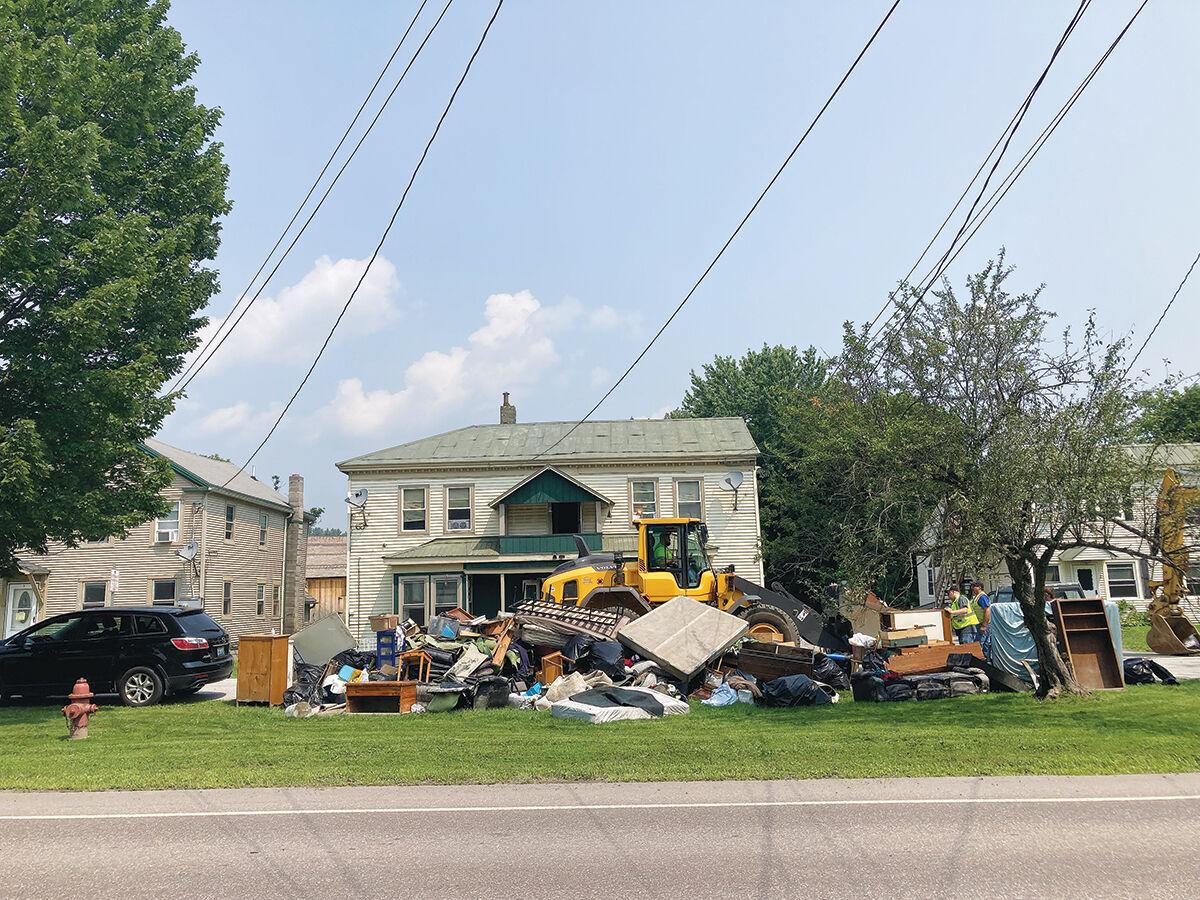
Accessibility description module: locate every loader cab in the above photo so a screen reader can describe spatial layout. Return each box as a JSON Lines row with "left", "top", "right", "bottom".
{"left": 637, "top": 518, "right": 715, "bottom": 601}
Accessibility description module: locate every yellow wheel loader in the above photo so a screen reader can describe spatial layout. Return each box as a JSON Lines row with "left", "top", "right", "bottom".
{"left": 539, "top": 517, "right": 849, "bottom": 650}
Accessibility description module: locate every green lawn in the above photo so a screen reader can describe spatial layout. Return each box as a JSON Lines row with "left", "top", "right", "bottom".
{"left": 2, "top": 684, "right": 1198, "bottom": 791}
{"left": 1124, "top": 624, "right": 1151, "bottom": 652}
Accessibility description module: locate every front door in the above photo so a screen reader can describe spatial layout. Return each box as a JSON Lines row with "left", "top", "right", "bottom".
{"left": 1076, "top": 566, "right": 1097, "bottom": 595}
{"left": 4, "top": 583, "right": 37, "bottom": 637}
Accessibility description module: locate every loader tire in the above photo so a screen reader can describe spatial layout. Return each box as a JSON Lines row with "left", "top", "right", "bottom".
{"left": 741, "top": 603, "right": 800, "bottom": 644}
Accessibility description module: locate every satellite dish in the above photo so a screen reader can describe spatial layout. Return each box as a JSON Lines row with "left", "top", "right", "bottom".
{"left": 346, "top": 488, "right": 369, "bottom": 509}
{"left": 176, "top": 541, "right": 199, "bottom": 562}
{"left": 721, "top": 471, "right": 744, "bottom": 491}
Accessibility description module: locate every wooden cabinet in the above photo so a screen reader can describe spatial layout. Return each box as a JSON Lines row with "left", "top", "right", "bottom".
{"left": 1054, "top": 598, "right": 1123, "bottom": 690}
{"left": 236, "top": 634, "right": 291, "bottom": 705}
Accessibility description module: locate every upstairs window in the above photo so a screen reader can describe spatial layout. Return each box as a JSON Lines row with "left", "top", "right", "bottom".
{"left": 631, "top": 480, "right": 657, "bottom": 521}
{"left": 446, "top": 486, "right": 473, "bottom": 532}
{"left": 224, "top": 504, "right": 236, "bottom": 540}
{"left": 259, "top": 512, "right": 268, "bottom": 547}
{"left": 155, "top": 502, "right": 180, "bottom": 543}
{"left": 222, "top": 581, "right": 232, "bottom": 616}
{"left": 152, "top": 579, "right": 177, "bottom": 606}
{"left": 256, "top": 584, "right": 265, "bottom": 616}
{"left": 675, "top": 480, "right": 703, "bottom": 520}
{"left": 401, "top": 487, "right": 428, "bottom": 532}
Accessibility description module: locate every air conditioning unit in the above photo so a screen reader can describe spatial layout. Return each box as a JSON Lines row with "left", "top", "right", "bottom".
{"left": 156, "top": 529, "right": 178, "bottom": 544}
{"left": 447, "top": 519, "right": 470, "bottom": 531}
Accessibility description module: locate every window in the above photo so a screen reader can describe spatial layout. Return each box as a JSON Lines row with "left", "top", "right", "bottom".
{"left": 25, "top": 615, "right": 84, "bottom": 643}
{"left": 224, "top": 504, "right": 236, "bottom": 540}
{"left": 81, "top": 613, "right": 130, "bottom": 640}
{"left": 401, "top": 487, "right": 428, "bottom": 532}
{"left": 400, "top": 578, "right": 427, "bottom": 626}
{"left": 631, "top": 480, "right": 657, "bottom": 520}
{"left": 522, "top": 579, "right": 541, "bottom": 602}
{"left": 551, "top": 502, "right": 581, "bottom": 535}
{"left": 272, "top": 584, "right": 280, "bottom": 617}
{"left": 1106, "top": 563, "right": 1139, "bottom": 598}
{"left": 151, "top": 579, "right": 177, "bottom": 606}
{"left": 82, "top": 581, "right": 107, "bottom": 609}
{"left": 1188, "top": 563, "right": 1200, "bottom": 594}
{"left": 562, "top": 580, "right": 579, "bottom": 604}
{"left": 1045, "top": 564, "right": 1061, "bottom": 584}
{"left": 155, "top": 502, "right": 180, "bottom": 543}
{"left": 134, "top": 614, "right": 167, "bottom": 636}
{"left": 434, "top": 577, "right": 461, "bottom": 613}
{"left": 675, "top": 479, "right": 703, "bottom": 519}
{"left": 256, "top": 584, "right": 265, "bottom": 616}
{"left": 222, "top": 581, "right": 232, "bottom": 616}
{"left": 446, "top": 486, "right": 472, "bottom": 532}
{"left": 258, "top": 512, "right": 268, "bottom": 547}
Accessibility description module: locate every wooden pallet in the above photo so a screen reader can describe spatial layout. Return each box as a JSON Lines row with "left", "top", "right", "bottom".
{"left": 512, "top": 600, "right": 626, "bottom": 639}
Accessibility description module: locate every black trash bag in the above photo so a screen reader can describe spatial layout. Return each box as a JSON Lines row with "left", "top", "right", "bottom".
{"left": 947, "top": 652, "right": 985, "bottom": 669}
{"left": 860, "top": 649, "right": 889, "bottom": 671}
{"left": 851, "top": 671, "right": 883, "bottom": 702}
{"left": 330, "top": 648, "right": 376, "bottom": 671}
{"left": 471, "top": 675, "right": 512, "bottom": 709}
{"left": 947, "top": 667, "right": 989, "bottom": 695}
{"left": 1123, "top": 657, "right": 1179, "bottom": 685}
{"left": 811, "top": 652, "right": 851, "bottom": 690}
{"left": 879, "top": 672, "right": 915, "bottom": 701}
{"left": 283, "top": 663, "right": 325, "bottom": 706}
{"left": 563, "top": 635, "right": 626, "bottom": 679}
{"left": 760, "top": 674, "right": 833, "bottom": 707}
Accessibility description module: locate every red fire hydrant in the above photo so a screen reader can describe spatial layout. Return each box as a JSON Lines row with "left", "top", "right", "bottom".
{"left": 62, "top": 678, "right": 98, "bottom": 740}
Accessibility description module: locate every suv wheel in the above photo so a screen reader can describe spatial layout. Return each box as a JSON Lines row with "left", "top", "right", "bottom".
{"left": 119, "top": 667, "right": 164, "bottom": 707}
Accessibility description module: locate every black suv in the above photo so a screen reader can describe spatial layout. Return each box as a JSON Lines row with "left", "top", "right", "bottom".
{"left": 0, "top": 607, "right": 232, "bottom": 706}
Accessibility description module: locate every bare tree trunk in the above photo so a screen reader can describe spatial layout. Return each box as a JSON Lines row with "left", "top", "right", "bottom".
{"left": 1005, "top": 556, "right": 1082, "bottom": 697}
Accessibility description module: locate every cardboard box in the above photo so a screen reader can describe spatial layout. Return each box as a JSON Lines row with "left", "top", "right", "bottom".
{"left": 369, "top": 614, "right": 401, "bottom": 633}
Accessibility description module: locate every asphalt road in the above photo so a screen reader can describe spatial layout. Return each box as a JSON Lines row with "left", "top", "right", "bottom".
{"left": 2, "top": 775, "right": 1198, "bottom": 899}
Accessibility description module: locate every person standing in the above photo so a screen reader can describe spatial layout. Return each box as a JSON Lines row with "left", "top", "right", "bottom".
{"left": 945, "top": 586, "right": 979, "bottom": 644}
{"left": 969, "top": 581, "right": 992, "bottom": 638}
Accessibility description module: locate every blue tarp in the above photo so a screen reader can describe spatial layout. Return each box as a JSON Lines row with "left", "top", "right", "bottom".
{"left": 986, "top": 600, "right": 1122, "bottom": 683}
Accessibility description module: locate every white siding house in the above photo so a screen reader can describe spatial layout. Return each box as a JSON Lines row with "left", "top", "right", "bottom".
{"left": 0, "top": 439, "right": 306, "bottom": 643}
{"left": 337, "top": 412, "right": 763, "bottom": 647}
{"left": 915, "top": 443, "right": 1200, "bottom": 619}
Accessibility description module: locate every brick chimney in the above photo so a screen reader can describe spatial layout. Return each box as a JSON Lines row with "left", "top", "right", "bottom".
{"left": 282, "top": 474, "right": 309, "bottom": 633}
{"left": 500, "top": 392, "right": 516, "bottom": 425}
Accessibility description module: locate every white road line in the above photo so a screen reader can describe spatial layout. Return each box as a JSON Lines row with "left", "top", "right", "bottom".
{"left": 2, "top": 793, "right": 1199, "bottom": 822}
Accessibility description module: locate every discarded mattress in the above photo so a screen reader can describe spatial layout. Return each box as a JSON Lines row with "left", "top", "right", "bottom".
{"left": 550, "top": 686, "right": 690, "bottom": 724}
{"left": 617, "top": 597, "right": 748, "bottom": 679}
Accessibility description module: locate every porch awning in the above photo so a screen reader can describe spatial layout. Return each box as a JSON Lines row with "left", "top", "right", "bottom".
{"left": 489, "top": 466, "right": 611, "bottom": 508}
{"left": 1057, "top": 546, "right": 1120, "bottom": 562}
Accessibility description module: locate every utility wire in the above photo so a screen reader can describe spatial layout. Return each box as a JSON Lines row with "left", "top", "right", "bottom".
{"left": 911, "top": 0, "right": 1149, "bottom": 300}
{"left": 864, "top": 0, "right": 1091, "bottom": 355}
{"left": 1125, "top": 247, "right": 1200, "bottom": 376}
{"left": 222, "top": 0, "right": 505, "bottom": 487}
{"left": 530, "top": 0, "right": 903, "bottom": 461}
{"left": 174, "top": 0, "right": 454, "bottom": 394}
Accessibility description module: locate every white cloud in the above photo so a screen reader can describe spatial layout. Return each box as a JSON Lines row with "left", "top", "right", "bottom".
{"left": 191, "top": 400, "right": 283, "bottom": 438}
{"left": 589, "top": 366, "right": 610, "bottom": 387}
{"left": 322, "top": 289, "right": 591, "bottom": 436}
{"left": 188, "top": 255, "right": 402, "bottom": 377}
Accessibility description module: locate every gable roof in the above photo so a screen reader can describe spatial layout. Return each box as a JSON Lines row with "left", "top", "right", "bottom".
{"left": 306, "top": 535, "right": 347, "bottom": 579}
{"left": 338, "top": 417, "right": 757, "bottom": 470}
{"left": 489, "top": 466, "right": 611, "bottom": 508}
{"left": 144, "top": 438, "right": 291, "bottom": 511}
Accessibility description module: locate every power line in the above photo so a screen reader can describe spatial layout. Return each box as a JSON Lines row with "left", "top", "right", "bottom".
{"left": 913, "top": 0, "right": 1149, "bottom": 297}
{"left": 864, "top": 0, "right": 1092, "bottom": 355}
{"left": 1126, "top": 247, "right": 1200, "bottom": 376}
{"left": 530, "top": 0, "right": 903, "bottom": 461}
{"left": 173, "top": 0, "right": 455, "bottom": 394}
{"left": 222, "top": 0, "right": 505, "bottom": 487}
{"left": 170, "top": 0, "right": 435, "bottom": 392}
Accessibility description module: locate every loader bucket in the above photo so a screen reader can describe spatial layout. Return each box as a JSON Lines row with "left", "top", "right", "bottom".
{"left": 1146, "top": 613, "right": 1200, "bottom": 655}
{"left": 730, "top": 576, "right": 850, "bottom": 651}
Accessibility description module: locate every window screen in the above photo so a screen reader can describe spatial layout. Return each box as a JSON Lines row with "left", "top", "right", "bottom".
{"left": 676, "top": 480, "right": 702, "bottom": 519}
{"left": 631, "top": 481, "right": 656, "bottom": 519}
{"left": 152, "top": 579, "right": 177, "bottom": 605}
{"left": 82, "top": 581, "right": 107, "bottom": 609}
{"left": 447, "top": 487, "right": 472, "bottom": 531}
{"left": 1106, "top": 564, "right": 1138, "bottom": 598}
{"left": 401, "top": 487, "right": 427, "bottom": 532}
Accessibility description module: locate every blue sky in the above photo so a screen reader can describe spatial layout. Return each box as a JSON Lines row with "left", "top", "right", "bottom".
{"left": 160, "top": 1, "right": 1200, "bottom": 519}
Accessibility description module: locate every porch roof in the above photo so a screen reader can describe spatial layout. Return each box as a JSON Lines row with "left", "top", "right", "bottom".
{"left": 383, "top": 532, "right": 637, "bottom": 562}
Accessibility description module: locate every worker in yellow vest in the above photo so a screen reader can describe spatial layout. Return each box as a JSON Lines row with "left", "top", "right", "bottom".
{"left": 945, "top": 586, "right": 979, "bottom": 644}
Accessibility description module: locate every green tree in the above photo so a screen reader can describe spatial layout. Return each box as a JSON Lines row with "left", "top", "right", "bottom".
{"left": 0, "top": 0, "right": 229, "bottom": 573}
{"left": 1134, "top": 382, "right": 1200, "bottom": 443}
{"left": 833, "top": 256, "right": 1170, "bottom": 696}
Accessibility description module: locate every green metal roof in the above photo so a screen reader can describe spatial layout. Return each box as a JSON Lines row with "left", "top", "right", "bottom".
{"left": 490, "top": 466, "right": 610, "bottom": 507}
{"left": 384, "top": 532, "right": 638, "bottom": 562}
{"left": 338, "top": 417, "right": 757, "bottom": 469}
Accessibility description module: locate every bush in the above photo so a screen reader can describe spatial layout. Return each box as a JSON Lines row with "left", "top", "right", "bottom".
{"left": 1117, "top": 598, "right": 1150, "bottom": 627}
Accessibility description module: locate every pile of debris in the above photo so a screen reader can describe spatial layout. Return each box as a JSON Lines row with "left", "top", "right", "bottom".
{"left": 280, "top": 597, "right": 864, "bottom": 722}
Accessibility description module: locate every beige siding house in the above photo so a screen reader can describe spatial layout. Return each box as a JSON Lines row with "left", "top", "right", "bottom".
{"left": 0, "top": 439, "right": 307, "bottom": 643}
{"left": 337, "top": 408, "right": 763, "bottom": 647}
{"left": 915, "top": 443, "right": 1200, "bottom": 618}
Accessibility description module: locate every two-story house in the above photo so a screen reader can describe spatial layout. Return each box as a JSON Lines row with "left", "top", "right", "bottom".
{"left": 336, "top": 398, "right": 763, "bottom": 647}
{"left": 0, "top": 439, "right": 310, "bottom": 643}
